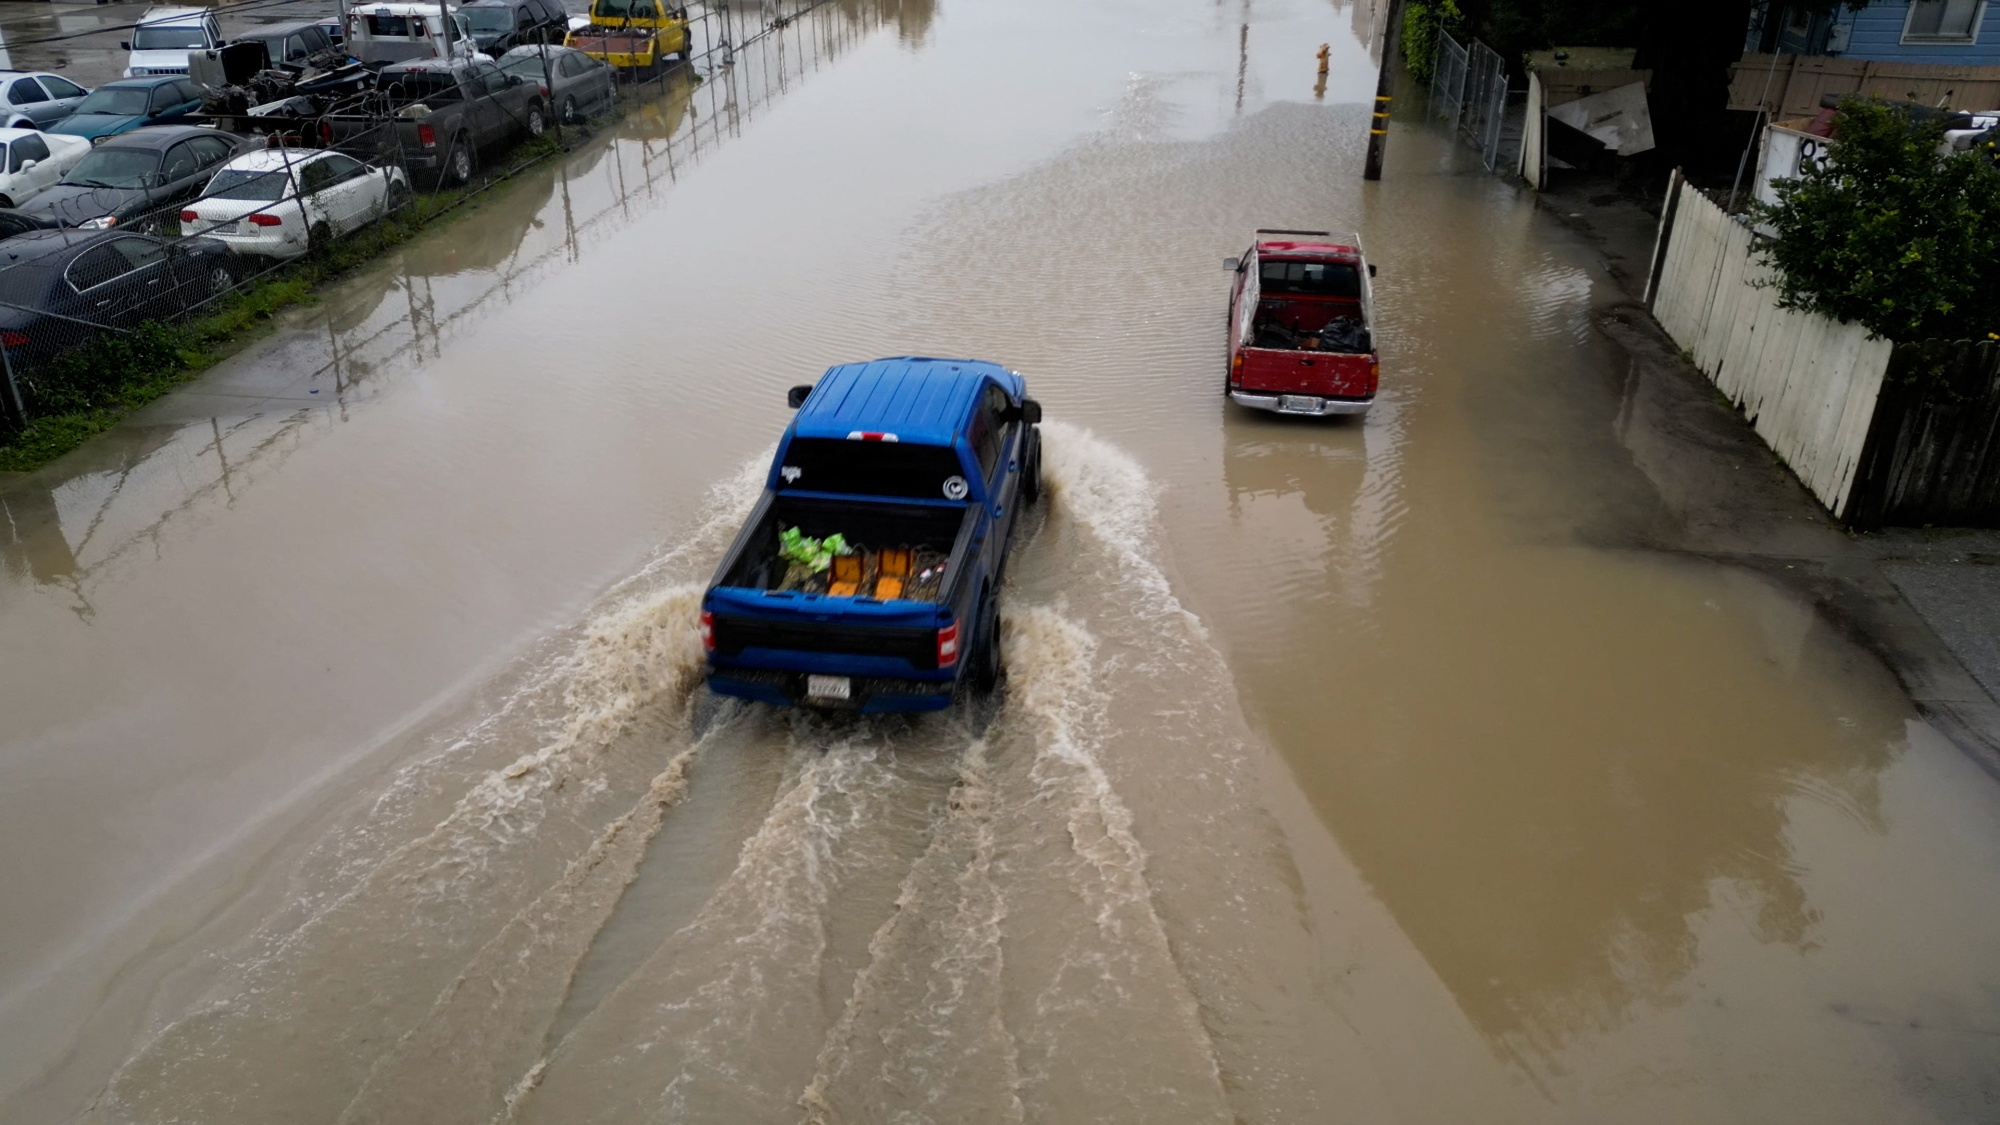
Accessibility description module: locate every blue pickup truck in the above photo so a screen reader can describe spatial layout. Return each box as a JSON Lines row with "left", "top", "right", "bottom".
{"left": 701, "top": 357, "right": 1045, "bottom": 712}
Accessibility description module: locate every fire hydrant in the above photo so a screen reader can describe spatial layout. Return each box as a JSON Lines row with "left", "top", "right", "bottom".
{"left": 1316, "top": 43, "right": 1330, "bottom": 76}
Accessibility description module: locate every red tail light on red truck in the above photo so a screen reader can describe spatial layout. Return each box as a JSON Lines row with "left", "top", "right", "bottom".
{"left": 936, "top": 622, "right": 959, "bottom": 668}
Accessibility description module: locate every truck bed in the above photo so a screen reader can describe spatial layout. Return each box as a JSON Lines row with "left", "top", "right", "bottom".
{"left": 714, "top": 493, "right": 973, "bottom": 606}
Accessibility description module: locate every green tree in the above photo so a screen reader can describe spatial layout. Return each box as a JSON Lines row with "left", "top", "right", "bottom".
{"left": 1755, "top": 99, "right": 2000, "bottom": 342}
{"left": 1401, "top": 0, "right": 1464, "bottom": 84}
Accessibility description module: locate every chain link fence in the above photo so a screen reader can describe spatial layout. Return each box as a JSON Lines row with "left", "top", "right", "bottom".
{"left": 1424, "top": 29, "right": 1517, "bottom": 175}
{"left": 0, "top": 0, "right": 841, "bottom": 436}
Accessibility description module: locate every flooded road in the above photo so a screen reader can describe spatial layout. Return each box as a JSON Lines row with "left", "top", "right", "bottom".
{"left": 4, "top": 0, "right": 2000, "bottom": 1121}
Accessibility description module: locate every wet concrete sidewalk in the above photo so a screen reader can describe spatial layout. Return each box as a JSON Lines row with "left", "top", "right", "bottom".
{"left": 1543, "top": 176, "right": 2000, "bottom": 775}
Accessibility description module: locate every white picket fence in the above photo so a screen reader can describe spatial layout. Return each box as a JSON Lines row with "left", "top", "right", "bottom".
{"left": 1647, "top": 176, "right": 1892, "bottom": 517}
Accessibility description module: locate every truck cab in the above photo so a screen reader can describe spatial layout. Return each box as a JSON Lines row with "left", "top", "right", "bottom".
{"left": 702, "top": 358, "right": 1044, "bottom": 713}
{"left": 346, "top": 4, "right": 483, "bottom": 68}
{"left": 1225, "top": 229, "right": 1380, "bottom": 417}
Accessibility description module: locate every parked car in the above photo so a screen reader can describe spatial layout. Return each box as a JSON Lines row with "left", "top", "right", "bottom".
{"left": 375, "top": 58, "right": 549, "bottom": 185}
{"left": 464, "top": 0, "right": 569, "bottom": 56}
{"left": 497, "top": 45, "right": 615, "bottom": 125}
{"left": 122, "top": 7, "right": 223, "bottom": 78}
{"left": 47, "top": 77, "right": 204, "bottom": 142}
{"left": 182, "top": 148, "right": 411, "bottom": 260}
{"left": 0, "top": 208, "right": 61, "bottom": 242}
{"left": 0, "top": 229, "right": 237, "bottom": 369}
{"left": 229, "top": 20, "right": 345, "bottom": 70}
{"left": 26, "top": 126, "right": 247, "bottom": 230}
{"left": 0, "top": 72, "right": 91, "bottom": 131}
{"left": 702, "top": 358, "right": 1044, "bottom": 712}
{"left": 0, "top": 129, "right": 92, "bottom": 209}
{"left": 1223, "top": 229, "right": 1380, "bottom": 417}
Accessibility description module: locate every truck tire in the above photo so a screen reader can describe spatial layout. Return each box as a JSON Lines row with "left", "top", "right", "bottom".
{"left": 445, "top": 136, "right": 475, "bottom": 186}
{"left": 969, "top": 591, "right": 1003, "bottom": 694}
{"left": 1022, "top": 432, "right": 1042, "bottom": 504}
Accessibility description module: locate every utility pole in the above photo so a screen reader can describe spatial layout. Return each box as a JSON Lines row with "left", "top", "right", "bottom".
{"left": 1363, "top": 0, "right": 1407, "bottom": 181}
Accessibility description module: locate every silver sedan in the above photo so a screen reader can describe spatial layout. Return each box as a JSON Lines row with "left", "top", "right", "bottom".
{"left": 497, "top": 45, "right": 616, "bottom": 126}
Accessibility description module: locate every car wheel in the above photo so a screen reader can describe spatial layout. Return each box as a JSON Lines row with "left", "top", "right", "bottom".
{"left": 446, "top": 137, "right": 474, "bottom": 186}
{"left": 525, "top": 102, "right": 546, "bottom": 138}
{"left": 969, "top": 591, "right": 1002, "bottom": 694}
{"left": 560, "top": 95, "right": 578, "bottom": 125}
{"left": 308, "top": 220, "right": 332, "bottom": 253}
{"left": 206, "top": 264, "right": 234, "bottom": 299}
{"left": 386, "top": 177, "right": 412, "bottom": 210}
{"left": 0, "top": 196, "right": 13, "bottom": 211}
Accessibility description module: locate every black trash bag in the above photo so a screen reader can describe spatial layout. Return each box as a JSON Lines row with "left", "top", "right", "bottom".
{"left": 1321, "top": 316, "right": 1370, "bottom": 353}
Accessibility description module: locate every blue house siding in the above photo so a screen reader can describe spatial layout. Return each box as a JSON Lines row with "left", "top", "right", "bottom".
{"left": 1833, "top": 1, "right": 2000, "bottom": 65}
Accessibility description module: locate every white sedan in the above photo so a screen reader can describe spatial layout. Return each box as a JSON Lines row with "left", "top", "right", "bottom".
{"left": 0, "top": 128, "right": 91, "bottom": 209}
{"left": 181, "top": 148, "right": 411, "bottom": 260}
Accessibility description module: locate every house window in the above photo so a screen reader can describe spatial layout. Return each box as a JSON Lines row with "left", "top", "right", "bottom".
{"left": 1904, "top": 0, "right": 1986, "bottom": 43}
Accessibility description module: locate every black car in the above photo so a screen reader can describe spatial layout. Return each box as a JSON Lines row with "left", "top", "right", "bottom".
{"left": 24, "top": 125, "right": 249, "bottom": 231}
{"left": 462, "top": 0, "right": 567, "bottom": 55}
{"left": 231, "top": 19, "right": 343, "bottom": 69}
{"left": 0, "top": 228, "right": 237, "bottom": 369}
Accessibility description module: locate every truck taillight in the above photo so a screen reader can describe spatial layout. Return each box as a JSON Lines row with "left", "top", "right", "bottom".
{"left": 936, "top": 622, "right": 959, "bottom": 668}
{"left": 417, "top": 123, "right": 437, "bottom": 149}
{"left": 699, "top": 611, "right": 714, "bottom": 652}
{"left": 1230, "top": 352, "right": 1242, "bottom": 387}
{"left": 1369, "top": 357, "right": 1380, "bottom": 391}
{"left": 0, "top": 330, "right": 27, "bottom": 348}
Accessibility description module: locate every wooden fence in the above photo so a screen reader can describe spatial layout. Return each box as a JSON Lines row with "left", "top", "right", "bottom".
{"left": 1848, "top": 341, "right": 2000, "bottom": 528}
{"left": 1729, "top": 53, "right": 2000, "bottom": 119}
{"left": 1646, "top": 173, "right": 1893, "bottom": 517}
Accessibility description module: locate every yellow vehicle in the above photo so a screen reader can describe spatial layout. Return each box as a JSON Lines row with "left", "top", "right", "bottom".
{"left": 565, "top": 0, "right": 691, "bottom": 72}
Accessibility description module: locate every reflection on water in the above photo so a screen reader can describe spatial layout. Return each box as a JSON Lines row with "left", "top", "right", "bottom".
{"left": 0, "top": 0, "right": 880, "bottom": 612}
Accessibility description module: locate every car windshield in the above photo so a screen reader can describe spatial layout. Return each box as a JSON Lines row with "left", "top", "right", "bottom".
{"left": 204, "top": 166, "right": 294, "bottom": 201}
{"left": 61, "top": 149, "right": 158, "bottom": 189}
{"left": 72, "top": 87, "right": 153, "bottom": 117}
{"left": 594, "top": 0, "right": 661, "bottom": 17}
{"left": 132, "top": 24, "right": 208, "bottom": 50}
{"left": 465, "top": 8, "right": 514, "bottom": 32}
{"left": 1258, "top": 258, "right": 1361, "bottom": 297}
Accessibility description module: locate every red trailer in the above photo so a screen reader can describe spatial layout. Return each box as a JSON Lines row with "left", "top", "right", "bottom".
{"left": 1224, "top": 229, "right": 1379, "bottom": 417}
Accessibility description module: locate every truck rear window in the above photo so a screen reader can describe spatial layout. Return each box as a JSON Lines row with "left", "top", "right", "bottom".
{"left": 777, "top": 438, "right": 969, "bottom": 501}
{"left": 1260, "top": 259, "right": 1360, "bottom": 297}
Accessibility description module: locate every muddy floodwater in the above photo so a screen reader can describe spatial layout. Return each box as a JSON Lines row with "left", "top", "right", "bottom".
{"left": 5, "top": 0, "right": 2000, "bottom": 1121}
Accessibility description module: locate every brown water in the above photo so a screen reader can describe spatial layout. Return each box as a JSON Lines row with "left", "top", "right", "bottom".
{"left": 4, "top": 0, "right": 2000, "bottom": 1121}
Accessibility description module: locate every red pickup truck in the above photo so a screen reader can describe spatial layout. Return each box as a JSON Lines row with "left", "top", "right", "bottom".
{"left": 1224, "top": 229, "right": 1379, "bottom": 417}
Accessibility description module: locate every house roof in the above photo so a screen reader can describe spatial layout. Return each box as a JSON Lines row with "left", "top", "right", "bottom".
{"left": 793, "top": 357, "right": 1009, "bottom": 446}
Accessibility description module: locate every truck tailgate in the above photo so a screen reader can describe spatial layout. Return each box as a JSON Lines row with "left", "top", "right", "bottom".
{"left": 1237, "top": 347, "right": 1375, "bottom": 398}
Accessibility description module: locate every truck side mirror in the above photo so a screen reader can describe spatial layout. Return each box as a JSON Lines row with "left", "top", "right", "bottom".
{"left": 1021, "top": 398, "right": 1042, "bottom": 425}
{"left": 1368, "top": 263, "right": 1377, "bottom": 277}
{"left": 787, "top": 384, "right": 813, "bottom": 409}
{"left": 120, "top": 41, "right": 132, "bottom": 51}
{"left": 1223, "top": 257, "right": 1240, "bottom": 271}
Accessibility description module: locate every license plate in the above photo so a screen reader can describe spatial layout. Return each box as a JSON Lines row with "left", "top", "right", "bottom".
{"left": 806, "top": 675, "right": 851, "bottom": 701}
{"left": 1279, "top": 395, "right": 1322, "bottom": 414}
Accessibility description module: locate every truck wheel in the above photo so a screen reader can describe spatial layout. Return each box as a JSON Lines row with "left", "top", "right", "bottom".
{"left": 970, "top": 592, "right": 1003, "bottom": 694}
{"left": 445, "top": 137, "right": 475, "bottom": 186}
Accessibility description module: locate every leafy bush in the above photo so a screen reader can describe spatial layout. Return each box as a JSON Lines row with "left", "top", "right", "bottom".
{"left": 1402, "top": 0, "right": 1463, "bottom": 84}
{"left": 1754, "top": 98, "right": 2000, "bottom": 343}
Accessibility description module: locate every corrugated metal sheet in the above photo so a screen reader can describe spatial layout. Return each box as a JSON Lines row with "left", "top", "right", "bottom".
{"left": 1649, "top": 178, "right": 1893, "bottom": 517}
